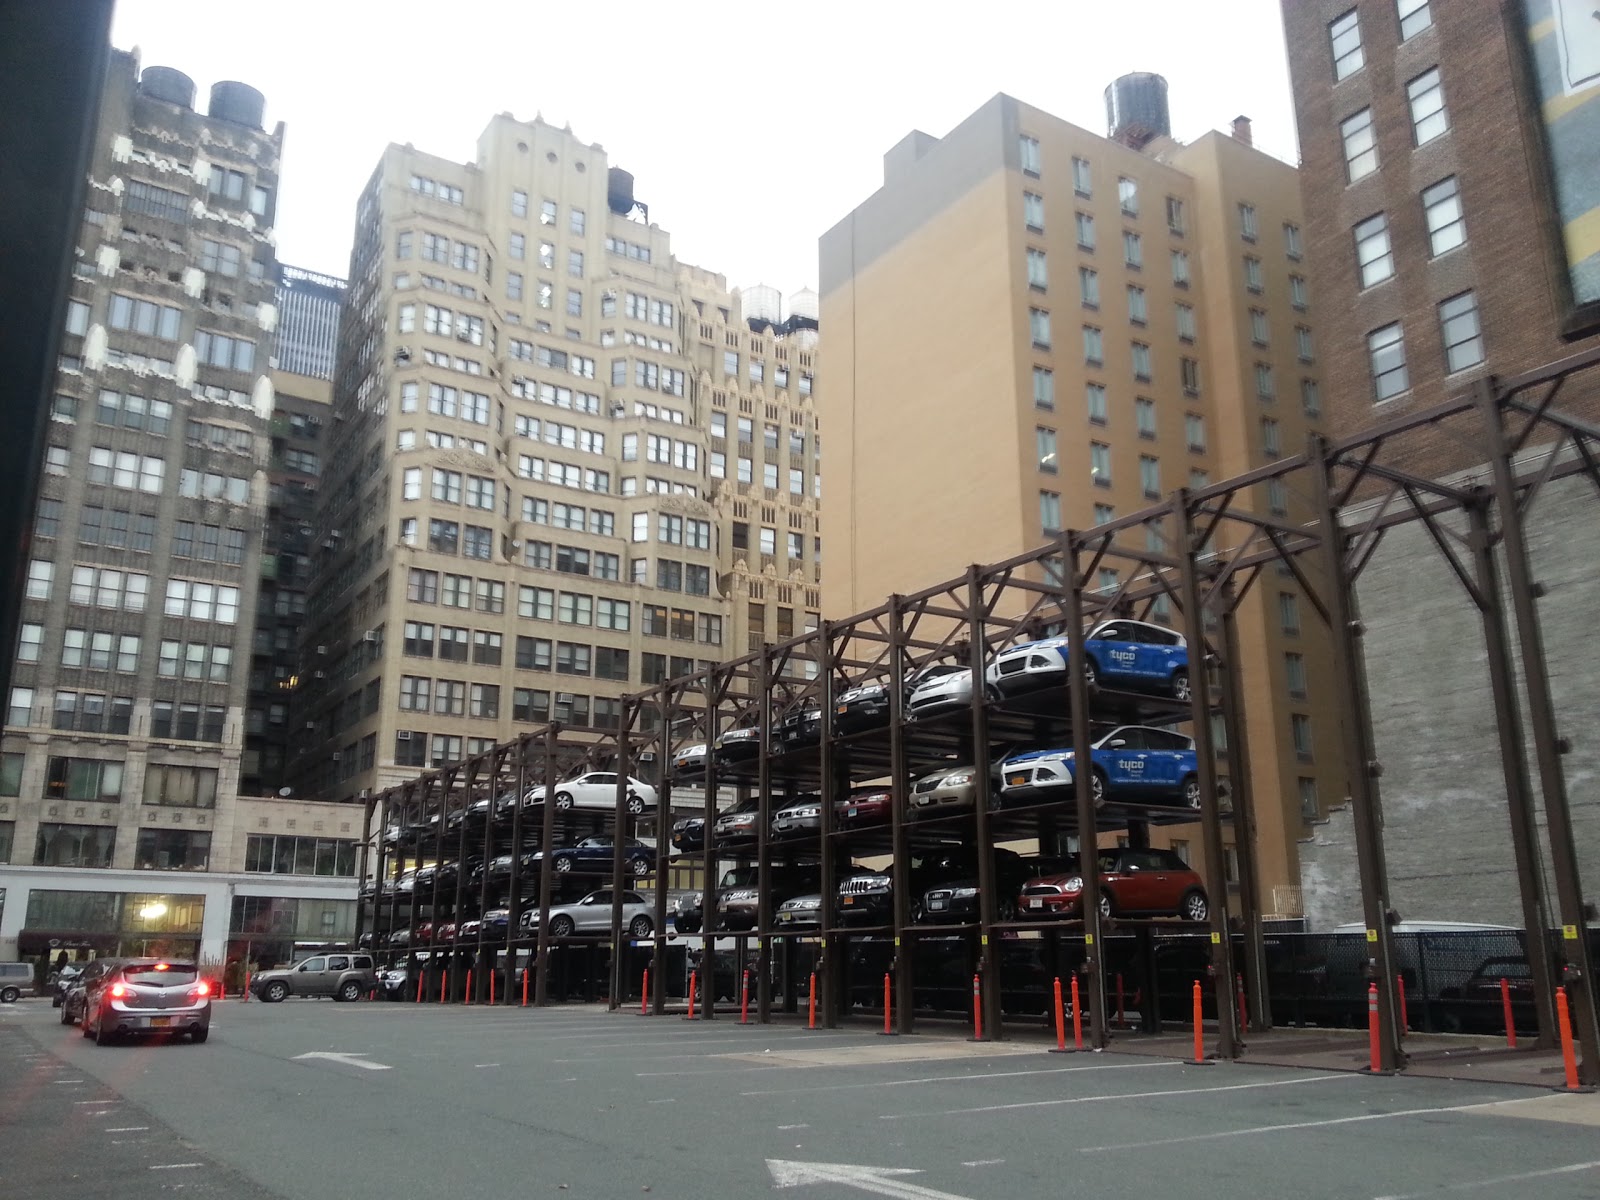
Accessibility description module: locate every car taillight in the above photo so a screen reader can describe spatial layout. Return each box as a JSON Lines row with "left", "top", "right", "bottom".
{"left": 109, "top": 983, "right": 129, "bottom": 998}
{"left": 193, "top": 980, "right": 211, "bottom": 997}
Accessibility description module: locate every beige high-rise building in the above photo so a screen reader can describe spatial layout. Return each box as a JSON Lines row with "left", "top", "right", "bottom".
{"left": 818, "top": 89, "right": 1342, "bottom": 919}
{"left": 292, "top": 115, "right": 821, "bottom": 802}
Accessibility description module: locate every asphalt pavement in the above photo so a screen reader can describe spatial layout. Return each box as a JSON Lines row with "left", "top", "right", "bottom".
{"left": 3, "top": 995, "right": 1599, "bottom": 1200}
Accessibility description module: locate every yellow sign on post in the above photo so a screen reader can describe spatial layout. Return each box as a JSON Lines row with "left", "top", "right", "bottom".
{"left": 1564, "top": 924, "right": 1580, "bottom": 941}
{"left": 1085, "top": 934, "right": 1094, "bottom": 946}
{"left": 1210, "top": 932, "right": 1221, "bottom": 945}
{"left": 1366, "top": 929, "right": 1379, "bottom": 943}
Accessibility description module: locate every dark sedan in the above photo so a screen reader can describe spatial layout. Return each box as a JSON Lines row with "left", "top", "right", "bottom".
{"left": 917, "top": 854, "right": 1061, "bottom": 924}
{"left": 839, "top": 847, "right": 1025, "bottom": 927}
{"left": 536, "top": 835, "right": 655, "bottom": 877}
{"left": 777, "top": 702, "right": 823, "bottom": 750}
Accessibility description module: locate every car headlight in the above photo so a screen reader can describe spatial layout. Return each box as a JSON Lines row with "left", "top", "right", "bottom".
{"left": 944, "top": 773, "right": 973, "bottom": 787}
{"left": 787, "top": 897, "right": 822, "bottom": 911}
{"left": 952, "top": 887, "right": 979, "bottom": 899}
{"left": 797, "top": 807, "right": 820, "bottom": 818}
{"left": 1063, "top": 877, "right": 1084, "bottom": 893}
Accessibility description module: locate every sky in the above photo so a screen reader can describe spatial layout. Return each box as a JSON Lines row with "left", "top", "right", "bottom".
{"left": 110, "top": 0, "right": 1300, "bottom": 299}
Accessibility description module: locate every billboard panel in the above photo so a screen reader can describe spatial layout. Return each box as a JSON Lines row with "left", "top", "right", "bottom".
{"left": 1522, "top": 0, "right": 1600, "bottom": 319}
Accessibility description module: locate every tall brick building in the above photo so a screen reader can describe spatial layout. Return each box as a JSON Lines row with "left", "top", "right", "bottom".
{"left": 1281, "top": 0, "right": 1600, "bottom": 926}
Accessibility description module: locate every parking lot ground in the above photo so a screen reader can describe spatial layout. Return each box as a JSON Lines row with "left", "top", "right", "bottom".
{"left": 5, "top": 996, "right": 1600, "bottom": 1200}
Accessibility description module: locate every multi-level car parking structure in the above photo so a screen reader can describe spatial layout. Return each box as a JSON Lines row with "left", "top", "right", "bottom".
{"left": 353, "top": 361, "right": 1600, "bottom": 1083}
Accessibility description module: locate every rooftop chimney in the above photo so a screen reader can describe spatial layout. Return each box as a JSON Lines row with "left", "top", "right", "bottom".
{"left": 1231, "top": 115, "right": 1253, "bottom": 146}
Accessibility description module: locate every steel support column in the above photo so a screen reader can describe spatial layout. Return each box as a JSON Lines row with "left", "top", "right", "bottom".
{"left": 1173, "top": 491, "right": 1238, "bottom": 1057}
{"left": 1464, "top": 496, "right": 1559, "bottom": 1047}
{"left": 816, "top": 622, "right": 840, "bottom": 1030}
{"left": 534, "top": 725, "right": 559, "bottom": 1006}
{"left": 698, "top": 682, "right": 722, "bottom": 1021}
{"left": 887, "top": 600, "right": 916, "bottom": 1036}
{"left": 652, "top": 685, "right": 673, "bottom": 1016}
{"left": 609, "top": 698, "right": 634, "bottom": 1010}
{"left": 1478, "top": 388, "right": 1600, "bottom": 1081}
{"left": 1064, "top": 538, "right": 1108, "bottom": 1049}
{"left": 755, "top": 653, "right": 774, "bottom": 1023}
{"left": 506, "top": 738, "right": 527, "bottom": 1005}
{"left": 966, "top": 567, "right": 1002, "bottom": 1038}
{"left": 1308, "top": 435, "right": 1405, "bottom": 1072}
{"left": 1218, "top": 587, "right": 1270, "bottom": 1033}
{"left": 354, "top": 791, "right": 375, "bottom": 949}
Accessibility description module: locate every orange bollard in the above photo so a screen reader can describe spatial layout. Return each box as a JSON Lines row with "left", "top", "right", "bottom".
{"left": 243, "top": 971, "right": 250, "bottom": 1002}
{"left": 972, "top": 973, "right": 983, "bottom": 1040}
{"left": 686, "top": 970, "right": 698, "bottom": 1021}
{"left": 1366, "top": 983, "right": 1381, "bottom": 1072}
{"left": 808, "top": 972, "right": 817, "bottom": 1029}
{"left": 1500, "top": 977, "right": 1516, "bottom": 1049}
{"left": 416, "top": 973, "right": 424, "bottom": 1004}
{"left": 521, "top": 967, "right": 529, "bottom": 1008}
{"left": 641, "top": 968, "right": 650, "bottom": 1015}
{"left": 466, "top": 969, "right": 473, "bottom": 1005}
{"left": 489, "top": 970, "right": 495, "bottom": 1006}
{"left": 440, "top": 969, "right": 447, "bottom": 1005}
{"left": 1192, "top": 981, "right": 1205, "bottom": 1064}
{"left": 1071, "top": 976, "right": 1084, "bottom": 1049}
{"left": 740, "top": 969, "right": 751, "bottom": 1024}
{"left": 1396, "top": 973, "right": 1408, "bottom": 1034}
{"left": 882, "top": 974, "right": 893, "bottom": 1036}
{"left": 1557, "top": 986, "right": 1580, "bottom": 1091}
{"left": 1052, "top": 977, "right": 1066, "bottom": 1051}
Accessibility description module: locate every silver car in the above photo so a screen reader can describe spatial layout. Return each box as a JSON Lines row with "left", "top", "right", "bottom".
{"left": 80, "top": 958, "right": 212, "bottom": 1045}
{"left": 519, "top": 889, "right": 655, "bottom": 939}
{"left": 908, "top": 763, "right": 982, "bottom": 815}
{"left": 905, "top": 665, "right": 974, "bottom": 718}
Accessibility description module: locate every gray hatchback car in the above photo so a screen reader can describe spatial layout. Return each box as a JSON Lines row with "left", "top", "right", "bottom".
{"left": 80, "top": 958, "right": 212, "bottom": 1045}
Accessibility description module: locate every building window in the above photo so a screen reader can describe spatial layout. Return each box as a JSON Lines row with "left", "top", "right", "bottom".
{"left": 1023, "top": 191, "right": 1044, "bottom": 231}
{"left": 1354, "top": 213, "right": 1394, "bottom": 287}
{"left": 1261, "top": 417, "right": 1281, "bottom": 456}
{"left": 1266, "top": 477, "right": 1289, "bottom": 516}
{"left": 1118, "top": 176, "right": 1139, "bottom": 216}
{"left": 1296, "top": 326, "right": 1314, "bottom": 362}
{"left": 1139, "top": 455, "right": 1160, "bottom": 498}
{"left": 1249, "top": 308, "right": 1270, "bottom": 345}
{"left": 1079, "top": 266, "right": 1099, "bottom": 307}
{"left": 1238, "top": 202, "right": 1258, "bottom": 241}
{"left": 1243, "top": 255, "right": 1263, "bottom": 293}
{"left": 1072, "top": 156, "right": 1091, "bottom": 195}
{"left": 1185, "top": 412, "right": 1206, "bottom": 452}
{"left": 1285, "top": 651, "right": 1307, "bottom": 698}
{"left": 1019, "top": 135, "right": 1041, "bottom": 176}
{"left": 1298, "top": 776, "right": 1320, "bottom": 820}
{"left": 1291, "top": 714, "right": 1314, "bottom": 761}
{"left": 1407, "top": 67, "right": 1448, "bottom": 145}
{"left": 1397, "top": 0, "right": 1432, "bottom": 39}
{"left": 1075, "top": 210, "right": 1095, "bottom": 251}
{"left": 33, "top": 822, "right": 115, "bottom": 868}
{"left": 1036, "top": 427, "right": 1058, "bottom": 474}
{"left": 1289, "top": 275, "right": 1308, "bottom": 309}
{"left": 44, "top": 756, "right": 123, "bottom": 802}
{"left": 1439, "top": 291, "right": 1485, "bottom": 373}
{"left": 1030, "top": 308, "right": 1051, "bottom": 349}
{"left": 1135, "top": 397, "right": 1156, "bottom": 439}
{"left": 1082, "top": 325, "right": 1103, "bottom": 364}
{"left": 1341, "top": 108, "right": 1378, "bottom": 182}
{"left": 1166, "top": 196, "right": 1186, "bottom": 235}
{"left": 1284, "top": 223, "right": 1302, "bottom": 260}
{"left": 1422, "top": 176, "right": 1465, "bottom": 256}
{"left": 1279, "top": 591, "right": 1301, "bottom": 635}
{"left": 1127, "top": 285, "right": 1146, "bottom": 325}
{"left": 1122, "top": 231, "right": 1142, "bottom": 268}
{"left": 1368, "top": 322, "right": 1410, "bottom": 401}
{"left": 1330, "top": 9, "right": 1364, "bottom": 80}
{"left": 1085, "top": 382, "right": 1107, "bottom": 424}
{"left": 1180, "top": 357, "right": 1200, "bottom": 395}
{"left": 1026, "top": 248, "right": 1048, "bottom": 290}
{"left": 1301, "top": 378, "right": 1321, "bottom": 418}
{"left": 1131, "top": 342, "right": 1152, "bottom": 381}
{"left": 1033, "top": 366, "right": 1054, "bottom": 410}
{"left": 1091, "top": 441, "right": 1111, "bottom": 486}
{"left": 1255, "top": 363, "right": 1276, "bottom": 400}
{"left": 1039, "top": 490, "right": 1061, "bottom": 533}
{"left": 1175, "top": 302, "right": 1196, "bottom": 341}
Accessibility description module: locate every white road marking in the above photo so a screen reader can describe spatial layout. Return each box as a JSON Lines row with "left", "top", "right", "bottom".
{"left": 292, "top": 1051, "right": 391, "bottom": 1071}
{"left": 884, "top": 1072, "right": 1355, "bottom": 1119}
{"left": 473, "top": 1063, "right": 500, "bottom": 1068}
{"left": 743, "top": 1060, "right": 1178, "bottom": 1096}
{"left": 75, "top": 1100, "right": 118, "bottom": 1105}
{"left": 636, "top": 1065, "right": 788, "bottom": 1076}
{"left": 778, "top": 1123, "right": 810, "bottom": 1130}
{"left": 105, "top": 1127, "right": 150, "bottom": 1132}
{"left": 150, "top": 1163, "right": 203, "bottom": 1170}
{"left": 768, "top": 1159, "right": 973, "bottom": 1200}
{"left": 647, "top": 1098, "right": 676, "bottom": 1104}
{"left": 53, "top": 1079, "right": 85, "bottom": 1084}
{"left": 961, "top": 1160, "right": 1004, "bottom": 1167}
{"left": 1080, "top": 1092, "right": 1556, "bottom": 1153}
{"left": 1372, "top": 1158, "right": 1600, "bottom": 1199}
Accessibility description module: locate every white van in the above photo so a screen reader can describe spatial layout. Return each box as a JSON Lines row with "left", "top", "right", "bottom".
{"left": 0, "top": 961, "right": 36, "bottom": 1002}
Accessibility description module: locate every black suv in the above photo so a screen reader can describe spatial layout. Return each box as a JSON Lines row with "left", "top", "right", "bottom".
{"left": 917, "top": 853, "right": 1062, "bottom": 923}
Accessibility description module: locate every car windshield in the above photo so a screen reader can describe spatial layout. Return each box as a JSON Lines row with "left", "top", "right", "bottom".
{"left": 720, "top": 868, "right": 759, "bottom": 887}
{"left": 123, "top": 964, "right": 198, "bottom": 985}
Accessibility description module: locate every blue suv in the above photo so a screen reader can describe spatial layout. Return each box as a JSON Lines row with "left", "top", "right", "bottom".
{"left": 985, "top": 619, "right": 1189, "bottom": 700}
{"left": 998, "top": 724, "right": 1200, "bottom": 809}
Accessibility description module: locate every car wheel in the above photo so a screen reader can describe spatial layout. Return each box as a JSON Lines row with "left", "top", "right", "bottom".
{"left": 82, "top": 1017, "right": 94, "bottom": 1039}
{"left": 264, "top": 981, "right": 289, "bottom": 1003}
{"left": 337, "top": 980, "right": 363, "bottom": 1002}
{"left": 95, "top": 1018, "right": 116, "bottom": 1046}
{"left": 630, "top": 857, "right": 650, "bottom": 877}
{"left": 554, "top": 856, "right": 573, "bottom": 873}
{"left": 1082, "top": 659, "right": 1099, "bottom": 688}
{"left": 1098, "top": 891, "right": 1115, "bottom": 920}
{"left": 549, "top": 915, "right": 576, "bottom": 938}
{"left": 0, "top": 986, "right": 19, "bottom": 1004}
{"left": 997, "top": 897, "right": 1018, "bottom": 922}
{"left": 60, "top": 1003, "right": 75, "bottom": 1025}
{"left": 1181, "top": 889, "right": 1209, "bottom": 923}
{"left": 1182, "top": 774, "right": 1201, "bottom": 810}
{"left": 1090, "top": 770, "right": 1108, "bottom": 809}
{"left": 1171, "top": 669, "right": 1191, "bottom": 703}
{"left": 191, "top": 1027, "right": 210, "bottom": 1044}
{"left": 554, "top": 792, "right": 574, "bottom": 811}
{"left": 625, "top": 793, "right": 645, "bottom": 815}
{"left": 51, "top": 994, "right": 63, "bottom": 1008}
{"left": 628, "top": 916, "right": 654, "bottom": 938}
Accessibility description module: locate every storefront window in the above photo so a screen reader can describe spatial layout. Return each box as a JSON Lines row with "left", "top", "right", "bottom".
{"left": 33, "top": 822, "right": 115, "bottom": 868}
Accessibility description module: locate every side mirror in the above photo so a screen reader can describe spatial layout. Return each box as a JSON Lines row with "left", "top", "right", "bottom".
{"left": 1107, "top": 739, "right": 1126, "bottom": 749}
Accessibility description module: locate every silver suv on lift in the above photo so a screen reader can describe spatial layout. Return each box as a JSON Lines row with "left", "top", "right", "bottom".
{"left": 250, "top": 952, "right": 378, "bottom": 1002}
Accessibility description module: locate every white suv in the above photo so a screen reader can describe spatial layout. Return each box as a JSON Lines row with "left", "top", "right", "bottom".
{"left": 527, "top": 772, "right": 658, "bottom": 814}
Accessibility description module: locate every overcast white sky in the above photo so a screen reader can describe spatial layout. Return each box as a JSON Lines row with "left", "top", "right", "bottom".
{"left": 111, "top": 0, "right": 1299, "bottom": 298}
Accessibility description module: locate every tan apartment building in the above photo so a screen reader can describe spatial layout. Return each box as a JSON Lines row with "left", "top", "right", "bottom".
{"left": 818, "top": 87, "right": 1342, "bottom": 919}
{"left": 291, "top": 115, "right": 821, "bottom": 804}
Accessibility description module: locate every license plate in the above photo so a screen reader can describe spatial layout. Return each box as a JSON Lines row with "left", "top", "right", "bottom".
{"left": 1029, "top": 898, "right": 1044, "bottom": 910}
{"left": 929, "top": 899, "right": 947, "bottom": 911}
{"left": 1008, "top": 774, "right": 1026, "bottom": 786}
{"left": 846, "top": 808, "right": 858, "bottom": 818}
{"left": 150, "top": 1016, "right": 172, "bottom": 1027}
{"left": 842, "top": 896, "right": 854, "bottom": 906}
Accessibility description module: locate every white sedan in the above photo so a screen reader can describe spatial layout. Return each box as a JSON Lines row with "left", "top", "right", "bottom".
{"left": 525, "top": 772, "right": 658, "bottom": 814}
